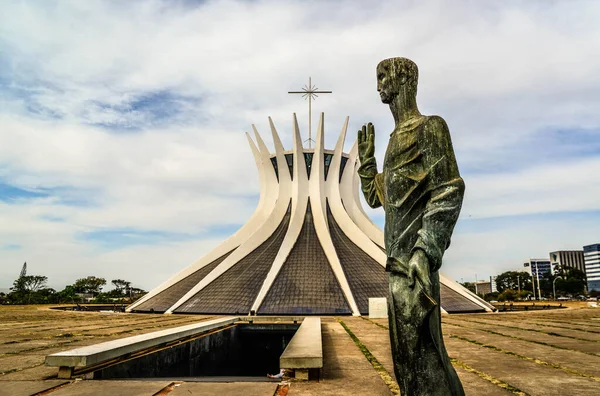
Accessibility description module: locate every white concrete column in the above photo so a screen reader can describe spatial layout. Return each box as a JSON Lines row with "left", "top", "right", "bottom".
{"left": 327, "top": 117, "right": 386, "bottom": 266}
{"left": 251, "top": 114, "right": 309, "bottom": 312}
{"left": 309, "top": 113, "right": 360, "bottom": 316}
{"left": 127, "top": 130, "right": 277, "bottom": 312}
{"left": 340, "top": 142, "right": 385, "bottom": 250}
{"left": 164, "top": 126, "right": 292, "bottom": 314}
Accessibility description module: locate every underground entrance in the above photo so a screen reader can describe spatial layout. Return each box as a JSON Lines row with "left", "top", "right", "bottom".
{"left": 92, "top": 323, "right": 298, "bottom": 380}
{"left": 46, "top": 317, "right": 326, "bottom": 382}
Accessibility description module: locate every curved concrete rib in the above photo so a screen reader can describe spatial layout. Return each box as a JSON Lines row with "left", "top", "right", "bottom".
{"left": 127, "top": 131, "right": 277, "bottom": 312}
{"left": 309, "top": 113, "right": 360, "bottom": 316}
{"left": 327, "top": 117, "right": 386, "bottom": 265}
{"left": 340, "top": 142, "right": 385, "bottom": 250}
{"left": 164, "top": 127, "right": 292, "bottom": 314}
{"left": 251, "top": 114, "right": 308, "bottom": 312}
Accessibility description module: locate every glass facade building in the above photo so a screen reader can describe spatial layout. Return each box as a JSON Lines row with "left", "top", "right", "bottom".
{"left": 523, "top": 258, "right": 553, "bottom": 277}
{"left": 584, "top": 244, "right": 600, "bottom": 292}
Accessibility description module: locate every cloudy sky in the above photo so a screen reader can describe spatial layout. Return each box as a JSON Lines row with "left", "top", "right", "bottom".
{"left": 1, "top": 0, "right": 599, "bottom": 292}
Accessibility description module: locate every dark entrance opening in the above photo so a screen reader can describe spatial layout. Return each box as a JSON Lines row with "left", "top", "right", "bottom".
{"left": 93, "top": 323, "right": 298, "bottom": 380}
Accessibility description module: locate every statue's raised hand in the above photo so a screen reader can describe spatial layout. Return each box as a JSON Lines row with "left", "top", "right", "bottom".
{"left": 358, "top": 123, "right": 375, "bottom": 164}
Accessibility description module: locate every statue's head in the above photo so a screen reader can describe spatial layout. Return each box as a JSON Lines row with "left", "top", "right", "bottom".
{"left": 376, "top": 57, "right": 418, "bottom": 104}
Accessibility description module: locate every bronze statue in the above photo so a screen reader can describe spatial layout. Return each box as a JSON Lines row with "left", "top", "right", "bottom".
{"left": 358, "top": 57, "right": 465, "bottom": 395}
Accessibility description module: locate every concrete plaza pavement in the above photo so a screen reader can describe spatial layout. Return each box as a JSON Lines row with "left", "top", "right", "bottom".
{"left": 0, "top": 304, "right": 599, "bottom": 395}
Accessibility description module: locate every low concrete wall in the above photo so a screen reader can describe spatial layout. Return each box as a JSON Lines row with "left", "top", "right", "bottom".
{"left": 280, "top": 317, "right": 322, "bottom": 380}
{"left": 45, "top": 316, "right": 238, "bottom": 377}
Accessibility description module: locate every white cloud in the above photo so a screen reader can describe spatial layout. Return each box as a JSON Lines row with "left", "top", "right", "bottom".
{"left": 465, "top": 157, "right": 600, "bottom": 218}
{"left": 444, "top": 212, "right": 600, "bottom": 283}
{"left": 1, "top": 0, "right": 600, "bottom": 288}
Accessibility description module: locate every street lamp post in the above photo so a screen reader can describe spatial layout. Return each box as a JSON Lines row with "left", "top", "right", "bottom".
{"left": 531, "top": 270, "right": 536, "bottom": 300}
{"left": 553, "top": 276, "right": 563, "bottom": 301}
{"left": 534, "top": 261, "right": 542, "bottom": 300}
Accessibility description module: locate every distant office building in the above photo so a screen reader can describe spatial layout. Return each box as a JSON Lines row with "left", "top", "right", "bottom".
{"left": 584, "top": 244, "right": 600, "bottom": 291}
{"left": 490, "top": 276, "right": 498, "bottom": 293}
{"left": 549, "top": 250, "right": 585, "bottom": 274}
{"left": 523, "top": 258, "right": 553, "bottom": 278}
{"left": 474, "top": 281, "right": 492, "bottom": 295}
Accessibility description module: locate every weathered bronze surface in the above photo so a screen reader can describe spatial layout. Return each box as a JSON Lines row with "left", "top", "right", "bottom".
{"left": 358, "top": 57, "right": 465, "bottom": 395}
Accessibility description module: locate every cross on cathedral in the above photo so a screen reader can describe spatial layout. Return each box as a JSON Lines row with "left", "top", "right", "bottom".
{"left": 288, "top": 77, "right": 332, "bottom": 148}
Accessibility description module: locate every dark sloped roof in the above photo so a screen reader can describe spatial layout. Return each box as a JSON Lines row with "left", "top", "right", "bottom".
{"left": 440, "top": 283, "right": 486, "bottom": 313}
{"left": 258, "top": 201, "right": 351, "bottom": 315}
{"left": 133, "top": 250, "right": 234, "bottom": 313}
{"left": 174, "top": 202, "right": 291, "bottom": 314}
{"left": 327, "top": 204, "right": 387, "bottom": 314}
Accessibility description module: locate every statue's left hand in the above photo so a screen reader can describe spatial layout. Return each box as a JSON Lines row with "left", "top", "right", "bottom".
{"left": 408, "top": 249, "right": 431, "bottom": 294}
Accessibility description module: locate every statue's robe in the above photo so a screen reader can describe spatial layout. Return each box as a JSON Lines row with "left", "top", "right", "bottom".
{"left": 358, "top": 115, "right": 465, "bottom": 396}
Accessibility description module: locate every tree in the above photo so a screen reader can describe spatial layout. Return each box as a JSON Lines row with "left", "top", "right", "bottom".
{"left": 495, "top": 271, "right": 532, "bottom": 293}
{"left": 557, "top": 268, "right": 586, "bottom": 296}
{"left": 111, "top": 279, "right": 131, "bottom": 296}
{"left": 518, "top": 290, "right": 533, "bottom": 300}
{"left": 57, "top": 285, "right": 82, "bottom": 303}
{"left": 73, "top": 276, "right": 106, "bottom": 296}
{"left": 460, "top": 282, "right": 476, "bottom": 294}
{"left": 34, "top": 288, "right": 57, "bottom": 304}
{"left": 498, "top": 289, "right": 517, "bottom": 302}
{"left": 11, "top": 275, "right": 48, "bottom": 293}
{"left": 9, "top": 275, "right": 49, "bottom": 304}
{"left": 484, "top": 292, "right": 499, "bottom": 302}
{"left": 19, "top": 262, "right": 27, "bottom": 278}
{"left": 129, "top": 287, "right": 147, "bottom": 296}
{"left": 128, "top": 287, "right": 147, "bottom": 303}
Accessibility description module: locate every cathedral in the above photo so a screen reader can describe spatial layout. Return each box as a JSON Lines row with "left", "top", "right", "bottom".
{"left": 128, "top": 114, "right": 493, "bottom": 315}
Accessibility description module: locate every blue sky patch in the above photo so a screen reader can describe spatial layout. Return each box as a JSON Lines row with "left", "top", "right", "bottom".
{"left": 1, "top": 244, "right": 22, "bottom": 251}
{"left": 85, "top": 90, "right": 202, "bottom": 131}
{"left": 459, "top": 126, "right": 600, "bottom": 176}
{"left": 455, "top": 209, "right": 600, "bottom": 235}
{"left": 0, "top": 182, "right": 50, "bottom": 201}
{"left": 77, "top": 221, "right": 242, "bottom": 249}
{"left": 78, "top": 229, "right": 196, "bottom": 249}
{"left": 0, "top": 181, "right": 98, "bottom": 207}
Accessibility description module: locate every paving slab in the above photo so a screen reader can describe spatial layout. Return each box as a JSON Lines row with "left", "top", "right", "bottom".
{"left": 444, "top": 318, "right": 600, "bottom": 355}
{"left": 172, "top": 382, "right": 277, "bottom": 395}
{"left": 0, "top": 380, "right": 68, "bottom": 396}
{"left": 457, "top": 317, "right": 600, "bottom": 342}
{"left": 513, "top": 319, "right": 600, "bottom": 331}
{"left": 1, "top": 364, "right": 57, "bottom": 381}
{"left": 444, "top": 322, "right": 600, "bottom": 378}
{"left": 0, "top": 354, "right": 46, "bottom": 373}
{"left": 49, "top": 380, "right": 171, "bottom": 396}
{"left": 453, "top": 367, "right": 512, "bottom": 396}
{"left": 446, "top": 337, "right": 600, "bottom": 396}
{"left": 0, "top": 339, "right": 86, "bottom": 355}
